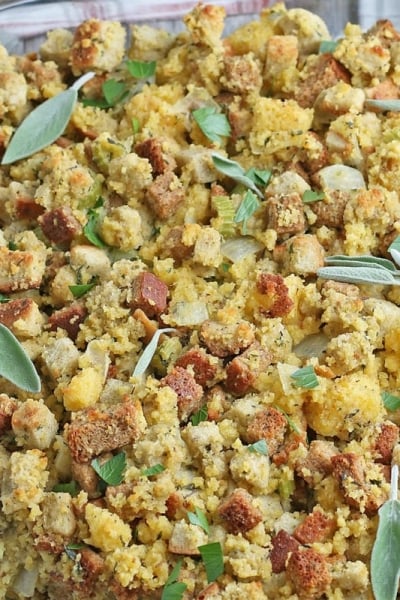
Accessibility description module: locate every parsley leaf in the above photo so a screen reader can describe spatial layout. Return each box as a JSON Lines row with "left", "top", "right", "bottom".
{"left": 212, "top": 153, "right": 264, "bottom": 199}
{"left": 0, "top": 293, "right": 10, "bottom": 303}
{"left": 162, "top": 560, "right": 187, "bottom": 600}
{"left": 83, "top": 197, "right": 107, "bottom": 248}
{"left": 69, "top": 282, "right": 96, "bottom": 298}
{"left": 0, "top": 323, "right": 41, "bottom": 392}
{"left": 91, "top": 452, "right": 126, "bottom": 486}
{"left": 141, "top": 464, "right": 165, "bottom": 477}
{"left": 52, "top": 480, "right": 80, "bottom": 496}
{"left": 389, "top": 235, "right": 400, "bottom": 268}
{"left": 82, "top": 78, "right": 128, "bottom": 109}
{"left": 302, "top": 189, "right": 325, "bottom": 203}
{"left": 245, "top": 167, "right": 271, "bottom": 187}
{"left": 188, "top": 507, "right": 210, "bottom": 534}
{"left": 126, "top": 59, "right": 156, "bottom": 79}
{"left": 198, "top": 542, "right": 224, "bottom": 583}
{"left": 190, "top": 405, "right": 208, "bottom": 425}
{"left": 192, "top": 106, "right": 231, "bottom": 144}
{"left": 290, "top": 365, "right": 319, "bottom": 389}
{"left": 248, "top": 439, "right": 268, "bottom": 455}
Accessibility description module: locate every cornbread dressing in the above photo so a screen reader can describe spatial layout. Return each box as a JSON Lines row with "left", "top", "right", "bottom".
{"left": 0, "top": 3, "right": 400, "bottom": 599}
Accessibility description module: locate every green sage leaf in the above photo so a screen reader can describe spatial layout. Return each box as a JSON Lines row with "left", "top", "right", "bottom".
{"left": 290, "top": 365, "right": 319, "bottom": 389}
{"left": 192, "top": 106, "right": 231, "bottom": 144}
{"left": 211, "top": 153, "right": 264, "bottom": 198}
{"left": 325, "top": 254, "right": 398, "bottom": 272}
{"left": 69, "top": 283, "right": 96, "bottom": 298}
{"left": 0, "top": 323, "right": 40, "bottom": 392}
{"left": 83, "top": 197, "right": 107, "bottom": 248}
{"left": 198, "top": 542, "right": 224, "bottom": 583}
{"left": 52, "top": 481, "right": 80, "bottom": 496}
{"left": 162, "top": 560, "right": 187, "bottom": 600}
{"left": 141, "top": 463, "right": 166, "bottom": 477}
{"left": 248, "top": 439, "right": 269, "bottom": 455}
{"left": 2, "top": 72, "right": 94, "bottom": 165}
{"left": 191, "top": 405, "right": 208, "bottom": 426}
{"left": 317, "top": 265, "right": 400, "bottom": 286}
{"left": 371, "top": 464, "right": 400, "bottom": 600}
{"left": 319, "top": 40, "right": 338, "bottom": 53}
{"left": 302, "top": 189, "right": 325, "bottom": 203}
{"left": 234, "top": 189, "right": 260, "bottom": 234}
{"left": 245, "top": 167, "right": 272, "bottom": 187}
{"left": 389, "top": 235, "right": 400, "bottom": 267}
{"left": 126, "top": 59, "right": 156, "bottom": 79}
{"left": 365, "top": 98, "right": 400, "bottom": 112}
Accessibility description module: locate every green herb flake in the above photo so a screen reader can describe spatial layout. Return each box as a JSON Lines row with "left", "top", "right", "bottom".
{"left": 198, "top": 542, "right": 224, "bottom": 583}
{"left": 319, "top": 40, "right": 339, "bottom": 53}
{"left": 91, "top": 451, "right": 126, "bottom": 486}
{"left": 190, "top": 405, "right": 208, "bottom": 426}
{"left": 0, "top": 293, "right": 10, "bottom": 303}
{"left": 211, "top": 153, "right": 264, "bottom": 199}
{"left": 52, "top": 481, "right": 79, "bottom": 496}
{"left": 234, "top": 190, "right": 260, "bottom": 234}
{"left": 371, "top": 464, "right": 400, "bottom": 600}
{"left": 245, "top": 167, "right": 272, "bottom": 187}
{"left": 192, "top": 106, "right": 231, "bottom": 144}
{"left": 276, "top": 406, "right": 301, "bottom": 435}
{"left": 141, "top": 463, "right": 166, "bottom": 477}
{"left": 188, "top": 507, "right": 210, "bottom": 534}
{"left": 133, "top": 328, "right": 176, "bottom": 377}
{"left": 69, "top": 282, "right": 96, "bottom": 298}
{"left": 83, "top": 197, "right": 107, "bottom": 248}
{"left": 290, "top": 365, "right": 319, "bottom": 389}
{"left": 382, "top": 391, "right": 400, "bottom": 412}
{"left": 0, "top": 323, "right": 41, "bottom": 392}
{"left": 302, "top": 189, "right": 325, "bottom": 203}
{"left": 2, "top": 71, "right": 95, "bottom": 165}
{"left": 82, "top": 78, "right": 128, "bottom": 109}
{"left": 161, "top": 560, "right": 187, "bottom": 600}
{"left": 248, "top": 439, "right": 268, "bottom": 455}
{"left": 131, "top": 117, "right": 140, "bottom": 134}
{"left": 126, "top": 59, "right": 157, "bottom": 79}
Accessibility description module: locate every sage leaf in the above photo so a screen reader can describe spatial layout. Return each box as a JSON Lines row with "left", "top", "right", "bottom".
{"left": 91, "top": 451, "right": 126, "bottom": 486}
{"left": 211, "top": 153, "right": 264, "bottom": 198}
{"left": 141, "top": 463, "right": 165, "bottom": 477}
{"left": 302, "top": 189, "right": 325, "bottom": 203}
{"left": 191, "top": 405, "right": 208, "bottom": 425}
{"left": 162, "top": 560, "right": 187, "bottom": 600}
{"left": 382, "top": 391, "right": 400, "bottom": 412}
{"left": 389, "top": 235, "right": 400, "bottom": 267}
{"left": 234, "top": 190, "right": 261, "bottom": 233}
{"left": 371, "top": 464, "right": 400, "bottom": 600}
{"left": 198, "top": 542, "right": 224, "bottom": 583}
{"left": 248, "top": 439, "right": 269, "bottom": 455}
{"left": 290, "top": 365, "right": 319, "bottom": 389}
{"left": 133, "top": 328, "right": 176, "bottom": 377}
{"left": 192, "top": 106, "right": 231, "bottom": 144}
{"left": 317, "top": 265, "right": 400, "bottom": 286}
{"left": 2, "top": 71, "right": 95, "bottom": 165}
{"left": 365, "top": 98, "right": 400, "bottom": 112}
{"left": 126, "top": 59, "right": 156, "bottom": 79}
{"left": 0, "top": 323, "right": 40, "bottom": 392}
{"left": 319, "top": 39, "right": 339, "bottom": 53}
{"left": 325, "top": 254, "right": 398, "bottom": 272}
{"left": 188, "top": 507, "right": 210, "bottom": 534}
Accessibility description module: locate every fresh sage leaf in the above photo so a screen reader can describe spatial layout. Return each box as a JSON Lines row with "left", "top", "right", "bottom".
{"left": 133, "top": 328, "right": 176, "bottom": 377}
{"left": 188, "top": 507, "right": 210, "bottom": 534}
{"left": 52, "top": 481, "right": 80, "bottom": 496}
{"left": 382, "top": 391, "right": 400, "bottom": 412}
{"left": 211, "top": 153, "right": 264, "bottom": 198}
{"left": 91, "top": 451, "right": 126, "bottom": 486}
{"left": 248, "top": 439, "right": 269, "bottom": 455}
{"left": 365, "top": 98, "right": 400, "bottom": 112}
{"left": 0, "top": 293, "right": 10, "bottom": 303}
{"left": 126, "top": 59, "right": 156, "bottom": 79}
{"left": 389, "top": 235, "right": 400, "bottom": 267}
{"left": 83, "top": 197, "right": 107, "bottom": 248}
{"left": 290, "top": 365, "right": 319, "bottom": 389}
{"left": 276, "top": 406, "right": 301, "bottom": 434}
{"left": 371, "top": 464, "right": 400, "bottom": 600}
{"left": 234, "top": 189, "right": 260, "bottom": 234}
{"left": 1, "top": 71, "right": 95, "bottom": 165}
{"left": 0, "top": 323, "right": 40, "bottom": 392}
{"left": 198, "top": 542, "right": 224, "bottom": 583}
{"left": 325, "top": 254, "right": 398, "bottom": 272}
{"left": 83, "top": 78, "right": 128, "bottom": 109}
{"left": 245, "top": 167, "right": 272, "bottom": 187}
{"left": 192, "top": 106, "right": 231, "bottom": 144}
{"left": 317, "top": 265, "right": 400, "bottom": 286}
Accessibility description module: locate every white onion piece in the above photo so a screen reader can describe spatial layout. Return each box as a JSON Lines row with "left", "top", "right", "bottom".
{"left": 277, "top": 362, "right": 299, "bottom": 394}
{"left": 316, "top": 164, "right": 366, "bottom": 190}
{"left": 170, "top": 301, "right": 209, "bottom": 326}
{"left": 293, "top": 333, "right": 330, "bottom": 358}
{"left": 11, "top": 565, "right": 39, "bottom": 598}
{"left": 221, "top": 236, "right": 263, "bottom": 263}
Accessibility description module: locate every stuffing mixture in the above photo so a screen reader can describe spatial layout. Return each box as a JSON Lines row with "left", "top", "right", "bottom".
{"left": 1, "top": 3, "right": 400, "bottom": 599}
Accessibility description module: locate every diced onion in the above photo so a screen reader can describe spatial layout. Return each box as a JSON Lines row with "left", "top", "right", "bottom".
{"left": 315, "top": 164, "right": 366, "bottom": 190}
{"left": 221, "top": 236, "right": 263, "bottom": 262}
{"left": 11, "top": 565, "right": 39, "bottom": 598}
{"left": 169, "top": 301, "right": 209, "bottom": 326}
{"left": 293, "top": 333, "right": 330, "bottom": 358}
{"left": 277, "top": 362, "right": 299, "bottom": 394}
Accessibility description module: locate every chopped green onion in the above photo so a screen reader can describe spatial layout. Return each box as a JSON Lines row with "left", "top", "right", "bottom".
{"left": 290, "top": 365, "right": 319, "bottom": 389}
{"left": 198, "top": 542, "right": 224, "bottom": 583}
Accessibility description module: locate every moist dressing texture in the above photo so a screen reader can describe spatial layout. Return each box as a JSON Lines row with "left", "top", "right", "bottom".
{"left": 1, "top": 3, "right": 400, "bottom": 599}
